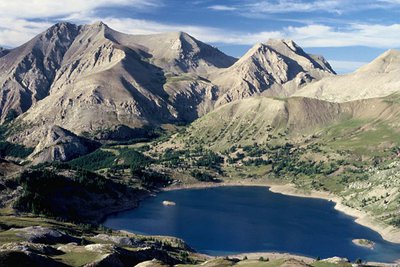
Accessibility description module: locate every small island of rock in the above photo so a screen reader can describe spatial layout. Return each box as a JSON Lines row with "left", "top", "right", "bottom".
{"left": 162, "top": 200, "right": 176, "bottom": 206}
{"left": 352, "top": 239, "right": 375, "bottom": 249}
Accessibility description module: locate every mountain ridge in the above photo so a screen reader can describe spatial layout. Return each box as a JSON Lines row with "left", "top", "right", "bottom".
{"left": 294, "top": 48, "right": 400, "bottom": 102}
{"left": 0, "top": 21, "right": 336, "bottom": 158}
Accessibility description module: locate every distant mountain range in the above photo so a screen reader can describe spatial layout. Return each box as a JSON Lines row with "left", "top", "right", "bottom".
{"left": 1, "top": 21, "right": 400, "bottom": 162}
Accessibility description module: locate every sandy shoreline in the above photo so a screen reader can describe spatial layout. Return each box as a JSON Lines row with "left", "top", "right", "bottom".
{"left": 162, "top": 179, "right": 400, "bottom": 245}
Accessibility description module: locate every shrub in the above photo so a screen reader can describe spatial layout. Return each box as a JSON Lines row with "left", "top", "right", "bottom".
{"left": 139, "top": 170, "right": 171, "bottom": 188}
{"left": 190, "top": 170, "right": 218, "bottom": 182}
{"left": 195, "top": 151, "right": 223, "bottom": 168}
{"left": 13, "top": 169, "right": 126, "bottom": 220}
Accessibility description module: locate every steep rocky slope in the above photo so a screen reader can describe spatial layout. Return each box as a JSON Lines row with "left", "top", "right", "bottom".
{"left": 211, "top": 39, "right": 335, "bottom": 106}
{"left": 2, "top": 22, "right": 235, "bottom": 149}
{"left": 0, "top": 47, "right": 8, "bottom": 57}
{"left": 0, "top": 23, "right": 80, "bottom": 122}
{"left": 294, "top": 49, "right": 400, "bottom": 102}
{"left": 110, "top": 30, "right": 237, "bottom": 75}
{"left": 28, "top": 126, "right": 98, "bottom": 164}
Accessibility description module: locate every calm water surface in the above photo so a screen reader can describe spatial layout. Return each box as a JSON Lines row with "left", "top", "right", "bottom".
{"left": 104, "top": 186, "right": 400, "bottom": 262}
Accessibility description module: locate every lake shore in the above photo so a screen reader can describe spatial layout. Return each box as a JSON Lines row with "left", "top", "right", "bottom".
{"left": 162, "top": 179, "right": 400, "bottom": 245}
{"left": 227, "top": 251, "right": 314, "bottom": 263}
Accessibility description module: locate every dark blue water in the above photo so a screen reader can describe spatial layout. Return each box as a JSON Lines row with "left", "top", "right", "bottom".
{"left": 104, "top": 186, "right": 400, "bottom": 262}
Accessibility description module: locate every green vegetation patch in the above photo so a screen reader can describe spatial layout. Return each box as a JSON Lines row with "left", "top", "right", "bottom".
{"left": 119, "top": 148, "right": 153, "bottom": 170}
{"left": 13, "top": 169, "right": 136, "bottom": 222}
{"left": 0, "top": 141, "right": 33, "bottom": 158}
{"left": 166, "top": 74, "right": 194, "bottom": 83}
{"left": 53, "top": 251, "right": 100, "bottom": 267}
{"left": 67, "top": 149, "right": 117, "bottom": 170}
{"left": 323, "top": 119, "right": 400, "bottom": 155}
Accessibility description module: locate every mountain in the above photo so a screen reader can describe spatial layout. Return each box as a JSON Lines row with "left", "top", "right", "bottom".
{"left": 184, "top": 49, "right": 400, "bottom": 149}
{"left": 0, "top": 23, "right": 80, "bottom": 122}
{"left": 294, "top": 49, "right": 400, "bottom": 102}
{"left": 211, "top": 39, "right": 335, "bottom": 106}
{"left": 1, "top": 22, "right": 236, "bottom": 149}
{"left": 0, "top": 22, "right": 336, "bottom": 160}
{"left": 110, "top": 30, "right": 237, "bottom": 75}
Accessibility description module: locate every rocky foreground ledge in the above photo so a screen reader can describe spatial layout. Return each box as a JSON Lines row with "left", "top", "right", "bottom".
{"left": 0, "top": 225, "right": 397, "bottom": 267}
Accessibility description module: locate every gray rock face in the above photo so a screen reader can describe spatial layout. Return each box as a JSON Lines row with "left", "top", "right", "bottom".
{"left": 0, "top": 241, "right": 60, "bottom": 256}
{"left": 0, "top": 22, "right": 80, "bottom": 122}
{"left": 28, "top": 125, "right": 98, "bottom": 163}
{"left": 211, "top": 39, "right": 335, "bottom": 106}
{"left": 94, "top": 234, "right": 147, "bottom": 247}
{"left": 15, "top": 226, "right": 80, "bottom": 244}
{"left": 122, "top": 31, "right": 237, "bottom": 75}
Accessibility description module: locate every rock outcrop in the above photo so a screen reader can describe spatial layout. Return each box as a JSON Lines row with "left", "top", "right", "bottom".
{"left": 28, "top": 125, "right": 98, "bottom": 163}
{"left": 14, "top": 226, "right": 80, "bottom": 244}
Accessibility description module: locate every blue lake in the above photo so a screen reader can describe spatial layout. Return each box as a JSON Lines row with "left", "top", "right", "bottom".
{"left": 104, "top": 186, "right": 400, "bottom": 262}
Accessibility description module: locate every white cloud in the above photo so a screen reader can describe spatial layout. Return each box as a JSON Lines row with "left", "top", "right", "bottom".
{"left": 208, "top": 0, "right": 400, "bottom": 15}
{"left": 0, "top": 0, "right": 160, "bottom": 19}
{"left": 0, "top": 18, "right": 52, "bottom": 47}
{"left": 0, "top": 0, "right": 162, "bottom": 47}
{"left": 1, "top": 0, "right": 400, "bottom": 52}
{"left": 100, "top": 17, "right": 283, "bottom": 45}
{"left": 246, "top": 0, "right": 343, "bottom": 14}
{"left": 285, "top": 24, "right": 400, "bottom": 48}
{"left": 102, "top": 18, "right": 400, "bottom": 49}
{"left": 3, "top": 14, "right": 400, "bottom": 51}
{"left": 208, "top": 5, "right": 237, "bottom": 11}
{"left": 378, "top": 0, "right": 400, "bottom": 3}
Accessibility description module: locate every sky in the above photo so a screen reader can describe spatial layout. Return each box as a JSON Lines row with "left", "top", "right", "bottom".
{"left": 0, "top": 0, "right": 400, "bottom": 73}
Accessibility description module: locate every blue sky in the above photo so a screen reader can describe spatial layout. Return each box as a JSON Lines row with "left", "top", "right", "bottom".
{"left": 0, "top": 0, "right": 400, "bottom": 73}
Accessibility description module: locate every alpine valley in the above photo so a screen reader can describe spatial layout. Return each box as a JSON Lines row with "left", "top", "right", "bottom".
{"left": 0, "top": 22, "right": 400, "bottom": 266}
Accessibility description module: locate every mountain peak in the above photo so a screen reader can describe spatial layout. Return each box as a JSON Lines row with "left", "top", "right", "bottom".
{"left": 89, "top": 21, "right": 109, "bottom": 28}
{"left": 356, "top": 49, "right": 400, "bottom": 73}
{"left": 238, "top": 39, "right": 334, "bottom": 74}
{"left": 41, "top": 21, "right": 80, "bottom": 42}
{"left": 244, "top": 39, "right": 302, "bottom": 60}
{"left": 266, "top": 39, "right": 298, "bottom": 50}
{"left": 379, "top": 48, "right": 400, "bottom": 60}
{"left": 154, "top": 31, "right": 195, "bottom": 44}
{"left": 47, "top": 21, "right": 78, "bottom": 32}
{"left": 213, "top": 38, "right": 335, "bottom": 106}
{"left": 174, "top": 31, "right": 191, "bottom": 38}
